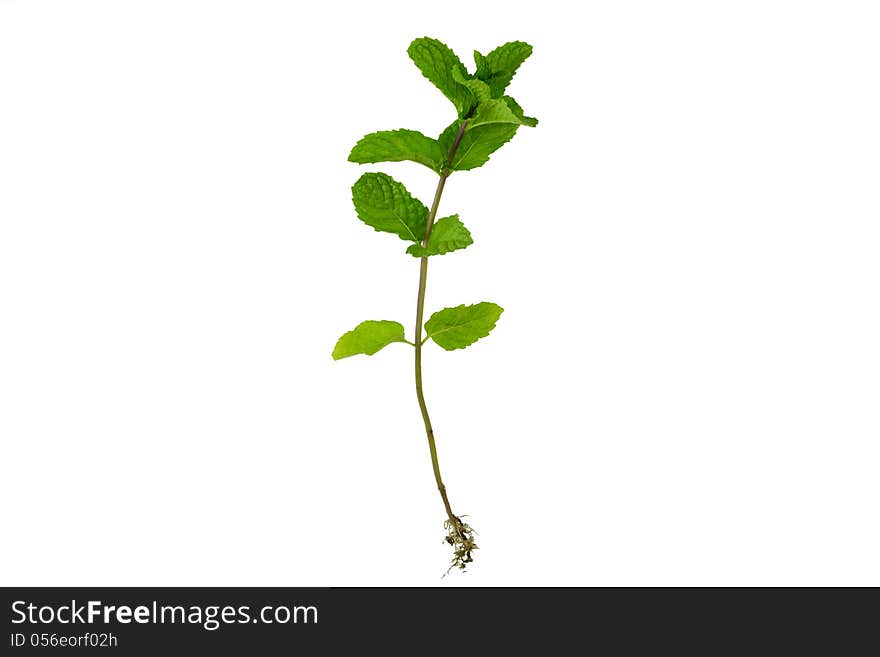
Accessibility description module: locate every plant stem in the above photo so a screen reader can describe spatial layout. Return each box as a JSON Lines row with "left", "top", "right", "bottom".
{"left": 414, "top": 121, "right": 468, "bottom": 524}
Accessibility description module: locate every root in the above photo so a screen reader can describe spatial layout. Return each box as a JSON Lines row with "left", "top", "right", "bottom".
{"left": 443, "top": 515, "right": 478, "bottom": 574}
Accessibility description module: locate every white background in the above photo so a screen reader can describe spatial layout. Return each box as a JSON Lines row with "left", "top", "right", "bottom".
{"left": 1, "top": 0, "right": 878, "bottom": 586}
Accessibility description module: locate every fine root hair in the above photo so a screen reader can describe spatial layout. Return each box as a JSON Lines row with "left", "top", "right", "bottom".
{"left": 443, "top": 515, "right": 478, "bottom": 573}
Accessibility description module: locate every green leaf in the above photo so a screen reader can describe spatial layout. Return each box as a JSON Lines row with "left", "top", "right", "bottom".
{"left": 407, "top": 37, "right": 475, "bottom": 117}
{"left": 451, "top": 67, "right": 492, "bottom": 104}
{"left": 503, "top": 95, "right": 538, "bottom": 127}
{"left": 424, "top": 302, "right": 504, "bottom": 351}
{"left": 349, "top": 129, "right": 445, "bottom": 173}
{"left": 439, "top": 119, "right": 519, "bottom": 171}
{"left": 468, "top": 96, "right": 526, "bottom": 129}
{"left": 473, "top": 50, "right": 491, "bottom": 80}
{"left": 332, "top": 320, "right": 407, "bottom": 360}
{"left": 406, "top": 215, "right": 473, "bottom": 257}
{"left": 478, "top": 41, "right": 533, "bottom": 97}
{"left": 351, "top": 172, "right": 427, "bottom": 242}
{"left": 451, "top": 68, "right": 538, "bottom": 128}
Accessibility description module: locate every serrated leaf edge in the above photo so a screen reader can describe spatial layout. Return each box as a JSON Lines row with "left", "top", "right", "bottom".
{"left": 332, "top": 320, "right": 411, "bottom": 360}
{"left": 424, "top": 302, "right": 504, "bottom": 351}
{"left": 351, "top": 172, "right": 427, "bottom": 243}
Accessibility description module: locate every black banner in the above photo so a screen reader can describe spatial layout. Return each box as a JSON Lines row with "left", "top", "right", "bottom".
{"left": 1, "top": 587, "right": 873, "bottom": 653}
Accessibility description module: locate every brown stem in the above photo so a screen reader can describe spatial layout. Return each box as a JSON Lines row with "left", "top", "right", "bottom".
{"left": 414, "top": 121, "right": 468, "bottom": 522}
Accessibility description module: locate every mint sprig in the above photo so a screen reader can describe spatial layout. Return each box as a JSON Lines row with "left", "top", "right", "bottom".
{"left": 333, "top": 37, "right": 537, "bottom": 572}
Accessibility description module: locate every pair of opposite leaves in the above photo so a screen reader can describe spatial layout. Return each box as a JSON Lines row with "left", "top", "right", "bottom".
{"left": 333, "top": 37, "right": 537, "bottom": 361}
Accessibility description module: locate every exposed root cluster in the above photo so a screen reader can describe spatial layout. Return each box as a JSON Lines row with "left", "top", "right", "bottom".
{"left": 443, "top": 516, "right": 478, "bottom": 573}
